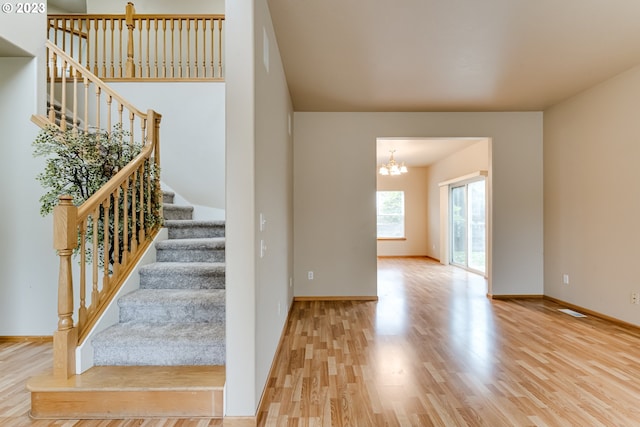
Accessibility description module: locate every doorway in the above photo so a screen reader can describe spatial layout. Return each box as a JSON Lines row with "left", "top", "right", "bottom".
{"left": 376, "top": 137, "right": 491, "bottom": 290}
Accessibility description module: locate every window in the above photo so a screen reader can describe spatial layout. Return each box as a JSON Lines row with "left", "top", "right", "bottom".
{"left": 377, "top": 191, "right": 405, "bottom": 238}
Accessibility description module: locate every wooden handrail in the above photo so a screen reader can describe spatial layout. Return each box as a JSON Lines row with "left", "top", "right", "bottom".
{"left": 36, "top": 39, "right": 162, "bottom": 379}
{"left": 46, "top": 41, "right": 146, "bottom": 118}
{"left": 47, "top": 3, "right": 225, "bottom": 81}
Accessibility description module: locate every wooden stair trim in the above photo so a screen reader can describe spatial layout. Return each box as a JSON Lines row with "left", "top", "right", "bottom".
{"left": 30, "top": 390, "right": 222, "bottom": 419}
{"left": 27, "top": 365, "right": 225, "bottom": 419}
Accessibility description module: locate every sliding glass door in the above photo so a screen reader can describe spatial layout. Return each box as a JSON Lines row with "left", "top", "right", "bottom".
{"left": 450, "top": 179, "right": 486, "bottom": 274}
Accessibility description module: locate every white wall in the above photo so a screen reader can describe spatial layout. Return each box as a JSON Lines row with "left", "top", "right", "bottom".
{"left": 544, "top": 64, "right": 640, "bottom": 326}
{"left": 425, "top": 140, "right": 489, "bottom": 260}
{"left": 109, "top": 82, "right": 225, "bottom": 211}
{"left": 0, "top": 6, "right": 46, "bottom": 55}
{"left": 377, "top": 167, "right": 429, "bottom": 256}
{"left": 0, "top": 7, "right": 51, "bottom": 336}
{"left": 87, "top": 0, "right": 224, "bottom": 14}
{"left": 224, "top": 0, "right": 256, "bottom": 417}
{"left": 294, "top": 113, "right": 543, "bottom": 298}
{"left": 0, "top": 4, "right": 46, "bottom": 114}
{"left": 0, "top": 58, "right": 58, "bottom": 335}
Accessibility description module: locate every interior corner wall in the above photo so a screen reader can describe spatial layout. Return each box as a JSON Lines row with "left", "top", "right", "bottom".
{"left": 377, "top": 167, "right": 429, "bottom": 257}
{"left": 294, "top": 112, "right": 543, "bottom": 298}
{"left": 0, "top": 7, "right": 47, "bottom": 114}
{"left": 425, "top": 140, "right": 489, "bottom": 261}
{"left": 225, "top": 0, "right": 294, "bottom": 416}
{"left": 0, "top": 58, "right": 58, "bottom": 335}
{"left": 109, "top": 82, "right": 225, "bottom": 210}
{"left": 254, "top": 0, "right": 294, "bottom": 412}
{"left": 544, "top": 64, "right": 640, "bottom": 327}
{"left": 0, "top": 8, "right": 46, "bottom": 55}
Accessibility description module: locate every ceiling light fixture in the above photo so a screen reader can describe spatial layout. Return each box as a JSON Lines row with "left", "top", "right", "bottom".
{"left": 378, "top": 149, "right": 408, "bottom": 176}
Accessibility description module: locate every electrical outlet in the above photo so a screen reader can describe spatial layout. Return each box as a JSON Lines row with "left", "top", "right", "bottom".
{"left": 631, "top": 292, "right": 640, "bottom": 305}
{"left": 308, "top": 271, "right": 314, "bottom": 280}
{"left": 563, "top": 274, "right": 569, "bottom": 285}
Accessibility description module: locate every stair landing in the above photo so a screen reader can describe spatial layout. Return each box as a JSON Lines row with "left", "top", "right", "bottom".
{"left": 27, "top": 365, "right": 224, "bottom": 419}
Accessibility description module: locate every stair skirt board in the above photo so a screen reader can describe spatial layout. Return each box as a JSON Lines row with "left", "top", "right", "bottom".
{"left": 27, "top": 365, "right": 224, "bottom": 419}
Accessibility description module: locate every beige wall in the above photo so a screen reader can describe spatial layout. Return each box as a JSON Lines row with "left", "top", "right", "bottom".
{"left": 254, "top": 0, "right": 294, "bottom": 412}
{"left": 425, "top": 140, "right": 490, "bottom": 260}
{"left": 544, "top": 64, "right": 640, "bottom": 327}
{"left": 294, "top": 112, "right": 543, "bottom": 298}
{"left": 225, "top": 0, "right": 294, "bottom": 416}
{"left": 87, "top": 0, "right": 225, "bottom": 13}
{"left": 377, "top": 167, "right": 429, "bottom": 256}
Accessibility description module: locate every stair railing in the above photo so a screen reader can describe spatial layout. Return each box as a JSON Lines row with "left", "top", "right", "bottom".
{"left": 34, "top": 40, "right": 162, "bottom": 379}
{"left": 48, "top": 2, "right": 225, "bottom": 81}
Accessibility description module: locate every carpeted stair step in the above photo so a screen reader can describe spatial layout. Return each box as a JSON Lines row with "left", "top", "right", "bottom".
{"left": 165, "top": 220, "right": 225, "bottom": 239}
{"left": 92, "top": 321, "right": 225, "bottom": 366}
{"left": 163, "top": 204, "right": 194, "bottom": 220}
{"left": 156, "top": 237, "right": 225, "bottom": 263}
{"left": 139, "top": 262, "right": 226, "bottom": 290}
{"left": 162, "top": 190, "right": 175, "bottom": 204}
{"left": 91, "top": 191, "right": 226, "bottom": 369}
{"left": 47, "top": 100, "right": 83, "bottom": 129}
{"left": 118, "top": 289, "right": 225, "bottom": 323}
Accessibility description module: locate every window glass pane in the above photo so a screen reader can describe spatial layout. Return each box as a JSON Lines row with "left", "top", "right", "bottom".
{"left": 468, "top": 180, "right": 486, "bottom": 273}
{"left": 377, "top": 191, "right": 405, "bottom": 238}
{"left": 450, "top": 186, "right": 467, "bottom": 265}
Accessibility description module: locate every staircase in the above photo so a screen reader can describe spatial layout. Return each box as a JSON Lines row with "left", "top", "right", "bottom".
{"left": 92, "top": 191, "right": 226, "bottom": 366}
{"left": 27, "top": 192, "right": 226, "bottom": 419}
{"left": 46, "top": 100, "right": 82, "bottom": 130}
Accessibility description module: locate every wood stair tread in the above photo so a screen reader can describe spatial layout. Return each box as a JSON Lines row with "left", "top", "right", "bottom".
{"left": 27, "top": 365, "right": 225, "bottom": 392}
{"left": 27, "top": 366, "right": 225, "bottom": 419}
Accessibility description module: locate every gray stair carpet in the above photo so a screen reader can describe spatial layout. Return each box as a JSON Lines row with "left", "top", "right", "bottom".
{"left": 92, "top": 191, "right": 225, "bottom": 366}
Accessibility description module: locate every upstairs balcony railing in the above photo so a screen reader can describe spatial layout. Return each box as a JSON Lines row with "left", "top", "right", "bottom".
{"left": 48, "top": 2, "right": 224, "bottom": 81}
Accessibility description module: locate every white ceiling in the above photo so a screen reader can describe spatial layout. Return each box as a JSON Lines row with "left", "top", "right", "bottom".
{"left": 267, "top": 0, "right": 640, "bottom": 112}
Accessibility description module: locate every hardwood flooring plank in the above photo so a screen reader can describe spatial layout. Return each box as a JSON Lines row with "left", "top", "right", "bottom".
{"left": 259, "top": 257, "right": 640, "bottom": 426}
{"left": 5, "top": 257, "right": 640, "bottom": 426}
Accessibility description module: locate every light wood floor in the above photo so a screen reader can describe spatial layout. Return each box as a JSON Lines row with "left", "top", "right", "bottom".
{"left": 3, "top": 257, "right": 640, "bottom": 426}
{"left": 258, "top": 257, "right": 640, "bottom": 426}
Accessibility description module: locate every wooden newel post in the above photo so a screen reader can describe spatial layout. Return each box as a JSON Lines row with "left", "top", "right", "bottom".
{"left": 125, "top": 2, "right": 136, "bottom": 78}
{"left": 53, "top": 195, "right": 78, "bottom": 379}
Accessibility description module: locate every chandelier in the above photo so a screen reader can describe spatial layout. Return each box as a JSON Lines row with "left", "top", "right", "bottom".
{"left": 378, "top": 149, "right": 408, "bottom": 176}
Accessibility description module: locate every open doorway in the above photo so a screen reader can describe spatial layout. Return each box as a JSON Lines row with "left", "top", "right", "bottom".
{"left": 376, "top": 137, "right": 491, "bottom": 285}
